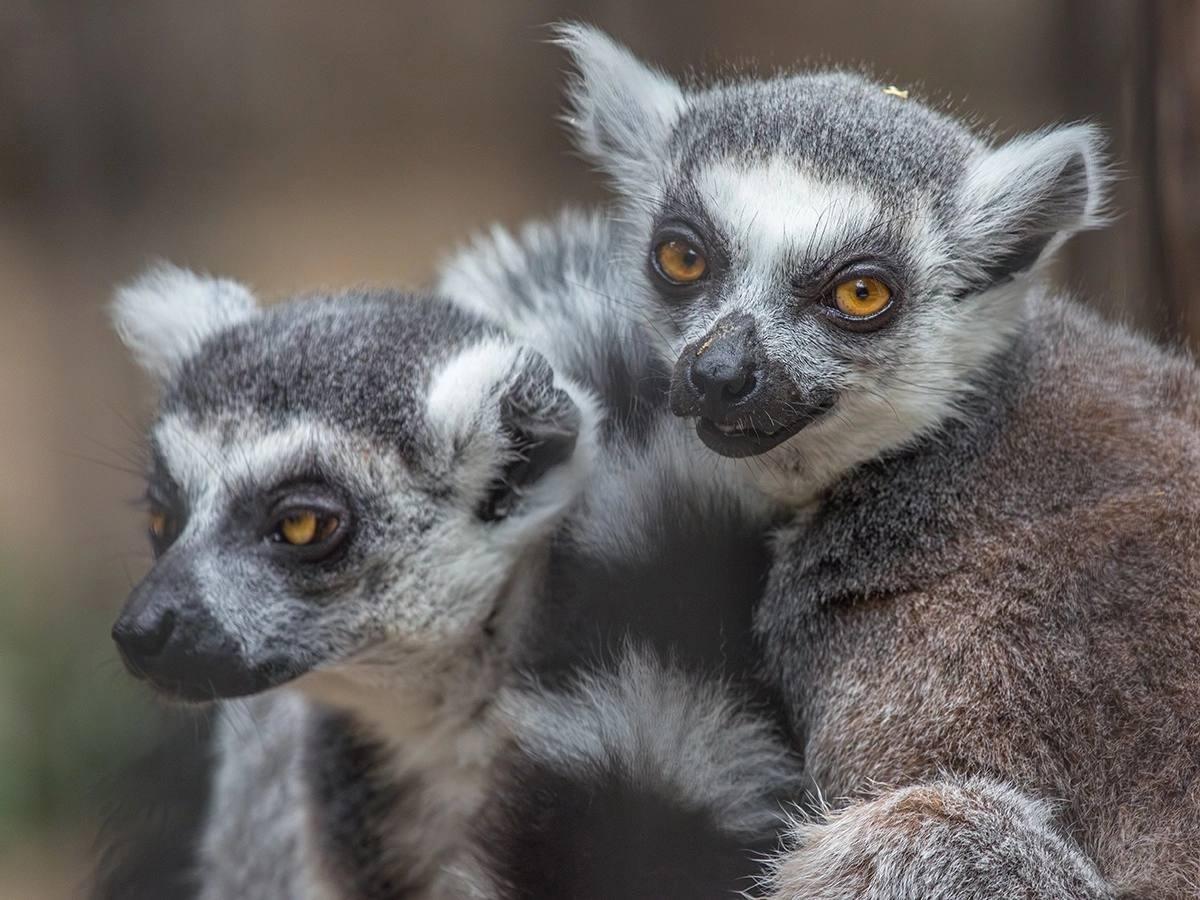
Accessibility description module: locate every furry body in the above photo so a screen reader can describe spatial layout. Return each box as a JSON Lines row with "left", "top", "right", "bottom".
{"left": 553, "top": 25, "right": 1200, "bottom": 899}
{"left": 759, "top": 297, "right": 1200, "bottom": 897}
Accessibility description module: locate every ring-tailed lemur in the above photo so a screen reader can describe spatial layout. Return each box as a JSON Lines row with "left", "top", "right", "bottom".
{"left": 99, "top": 259, "right": 796, "bottom": 899}
{"left": 553, "top": 24, "right": 1200, "bottom": 899}
{"left": 107, "top": 267, "right": 597, "bottom": 898}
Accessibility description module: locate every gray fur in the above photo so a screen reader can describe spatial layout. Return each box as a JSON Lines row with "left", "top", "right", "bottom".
{"left": 198, "top": 693, "right": 337, "bottom": 900}
{"left": 559, "top": 26, "right": 1200, "bottom": 899}
{"left": 498, "top": 646, "right": 797, "bottom": 841}
{"left": 769, "top": 778, "right": 1112, "bottom": 899}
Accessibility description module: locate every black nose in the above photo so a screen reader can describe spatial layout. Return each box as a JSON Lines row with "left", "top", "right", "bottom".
{"left": 691, "top": 354, "right": 758, "bottom": 403}
{"left": 684, "top": 314, "right": 762, "bottom": 418}
{"left": 112, "top": 607, "right": 176, "bottom": 666}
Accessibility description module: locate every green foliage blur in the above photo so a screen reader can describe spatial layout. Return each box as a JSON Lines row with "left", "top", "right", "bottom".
{"left": 0, "top": 559, "right": 160, "bottom": 847}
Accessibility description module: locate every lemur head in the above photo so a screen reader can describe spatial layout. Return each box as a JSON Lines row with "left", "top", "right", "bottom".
{"left": 110, "top": 265, "right": 595, "bottom": 703}
{"left": 557, "top": 25, "right": 1107, "bottom": 499}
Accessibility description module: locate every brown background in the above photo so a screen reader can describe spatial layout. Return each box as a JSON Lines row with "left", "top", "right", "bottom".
{"left": 0, "top": 2, "right": 1193, "bottom": 896}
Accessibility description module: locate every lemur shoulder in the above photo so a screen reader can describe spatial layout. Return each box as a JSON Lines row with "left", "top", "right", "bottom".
{"left": 555, "top": 25, "right": 1200, "bottom": 899}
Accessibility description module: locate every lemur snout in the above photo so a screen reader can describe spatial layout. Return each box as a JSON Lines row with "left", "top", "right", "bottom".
{"left": 113, "top": 560, "right": 269, "bottom": 701}
{"left": 669, "top": 313, "right": 835, "bottom": 458}
{"left": 111, "top": 605, "right": 176, "bottom": 663}
{"left": 690, "top": 345, "right": 758, "bottom": 409}
{"left": 679, "top": 313, "right": 763, "bottom": 420}
{"left": 112, "top": 573, "right": 183, "bottom": 677}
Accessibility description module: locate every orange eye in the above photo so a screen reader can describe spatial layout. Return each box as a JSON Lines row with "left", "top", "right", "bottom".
{"left": 278, "top": 511, "right": 338, "bottom": 546}
{"left": 653, "top": 240, "right": 707, "bottom": 285}
{"left": 149, "top": 511, "right": 168, "bottom": 540}
{"left": 834, "top": 276, "right": 892, "bottom": 318}
{"left": 147, "top": 508, "right": 180, "bottom": 558}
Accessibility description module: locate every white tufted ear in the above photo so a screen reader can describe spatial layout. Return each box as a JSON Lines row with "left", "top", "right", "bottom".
{"left": 427, "top": 337, "right": 598, "bottom": 529}
{"left": 953, "top": 124, "right": 1109, "bottom": 294}
{"left": 552, "top": 22, "right": 685, "bottom": 196}
{"left": 111, "top": 263, "right": 259, "bottom": 380}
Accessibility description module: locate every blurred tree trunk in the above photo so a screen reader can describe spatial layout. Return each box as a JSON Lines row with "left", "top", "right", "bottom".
{"left": 1142, "top": 0, "right": 1200, "bottom": 348}
{"left": 1057, "top": 0, "right": 1199, "bottom": 350}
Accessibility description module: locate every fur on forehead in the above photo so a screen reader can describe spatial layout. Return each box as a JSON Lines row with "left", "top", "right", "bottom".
{"left": 152, "top": 414, "right": 384, "bottom": 506}
{"left": 693, "top": 159, "right": 885, "bottom": 270}
{"left": 112, "top": 262, "right": 259, "bottom": 380}
{"left": 556, "top": 25, "right": 1107, "bottom": 278}
{"left": 553, "top": 22, "right": 685, "bottom": 196}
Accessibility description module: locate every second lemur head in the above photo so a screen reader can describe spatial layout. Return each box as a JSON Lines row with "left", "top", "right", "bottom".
{"left": 556, "top": 24, "right": 1107, "bottom": 501}
{"left": 109, "top": 265, "right": 596, "bottom": 704}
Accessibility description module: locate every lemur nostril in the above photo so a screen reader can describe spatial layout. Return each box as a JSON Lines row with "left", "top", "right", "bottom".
{"left": 114, "top": 608, "right": 177, "bottom": 659}
{"left": 722, "top": 370, "right": 756, "bottom": 401}
{"left": 720, "top": 370, "right": 748, "bottom": 398}
{"left": 691, "top": 356, "right": 757, "bottom": 404}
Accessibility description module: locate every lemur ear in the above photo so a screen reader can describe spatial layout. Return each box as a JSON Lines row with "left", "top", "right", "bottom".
{"left": 951, "top": 124, "right": 1108, "bottom": 296}
{"left": 112, "top": 263, "right": 259, "bottom": 380}
{"left": 427, "top": 340, "right": 595, "bottom": 523}
{"left": 490, "top": 349, "right": 590, "bottom": 516}
{"left": 552, "top": 22, "right": 685, "bottom": 195}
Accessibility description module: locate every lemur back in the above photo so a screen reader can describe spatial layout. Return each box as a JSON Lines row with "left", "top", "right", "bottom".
{"left": 758, "top": 298, "right": 1200, "bottom": 897}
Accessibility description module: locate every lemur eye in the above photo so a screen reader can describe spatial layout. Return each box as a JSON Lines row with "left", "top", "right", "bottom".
{"left": 833, "top": 276, "right": 892, "bottom": 318}
{"left": 267, "top": 488, "right": 351, "bottom": 563}
{"left": 147, "top": 508, "right": 181, "bottom": 558}
{"left": 653, "top": 239, "right": 708, "bottom": 285}
{"left": 149, "top": 511, "right": 168, "bottom": 540}
{"left": 276, "top": 510, "right": 340, "bottom": 547}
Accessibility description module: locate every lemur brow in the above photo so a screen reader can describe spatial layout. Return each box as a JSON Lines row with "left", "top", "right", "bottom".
{"left": 790, "top": 208, "right": 912, "bottom": 283}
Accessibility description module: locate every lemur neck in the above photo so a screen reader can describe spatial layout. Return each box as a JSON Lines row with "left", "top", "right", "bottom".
{"left": 295, "top": 550, "right": 548, "bottom": 756}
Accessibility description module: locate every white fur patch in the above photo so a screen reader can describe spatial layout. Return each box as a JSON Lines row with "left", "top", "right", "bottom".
{"left": 153, "top": 415, "right": 358, "bottom": 531}
{"left": 426, "top": 337, "right": 522, "bottom": 463}
{"left": 696, "top": 160, "right": 881, "bottom": 278}
{"left": 501, "top": 646, "right": 800, "bottom": 838}
{"left": 554, "top": 23, "right": 685, "bottom": 195}
{"left": 112, "top": 263, "right": 258, "bottom": 379}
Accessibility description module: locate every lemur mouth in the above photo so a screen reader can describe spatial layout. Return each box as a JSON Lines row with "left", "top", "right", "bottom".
{"left": 117, "top": 645, "right": 294, "bottom": 704}
{"left": 695, "top": 399, "right": 834, "bottom": 458}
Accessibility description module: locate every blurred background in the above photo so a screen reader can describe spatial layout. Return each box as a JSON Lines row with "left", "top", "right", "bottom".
{"left": 0, "top": 1, "right": 1195, "bottom": 895}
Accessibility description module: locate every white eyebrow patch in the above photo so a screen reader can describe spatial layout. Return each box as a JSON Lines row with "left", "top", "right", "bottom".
{"left": 152, "top": 414, "right": 383, "bottom": 534}
{"left": 695, "top": 159, "right": 881, "bottom": 271}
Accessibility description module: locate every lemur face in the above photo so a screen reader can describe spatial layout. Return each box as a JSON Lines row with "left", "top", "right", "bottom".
{"left": 110, "top": 267, "right": 593, "bottom": 702}
{"left": 558, "top": 26, "right": 1104, "bottom": 492}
